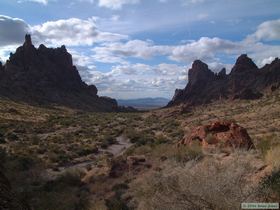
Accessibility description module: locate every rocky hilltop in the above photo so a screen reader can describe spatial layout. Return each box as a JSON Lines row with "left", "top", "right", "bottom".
{"left": 168, "top": 54, "right": 280, "bottom": 107}
{"left": 0, "top": 35, "right": 117, "bottom": 111}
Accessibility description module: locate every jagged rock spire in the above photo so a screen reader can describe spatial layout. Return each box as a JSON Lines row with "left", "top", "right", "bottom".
{"left": 231, "top": 54, "right": 258, "bottom": 74}
{"left": 188, "top": 60, "right": 215, "bottom": 86}
{"left": 24, "top": 34, "right": 32, "bottom": 47}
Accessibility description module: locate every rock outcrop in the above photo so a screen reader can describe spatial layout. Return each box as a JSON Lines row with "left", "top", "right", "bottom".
{"left": 0, "top": 35, "right": 118, "bottom": 111}
{"left": 178, "top": 120, "right": 255, "bottom": 150}
{"left": 168, "top": 54, "right": 280, "bottom": 107}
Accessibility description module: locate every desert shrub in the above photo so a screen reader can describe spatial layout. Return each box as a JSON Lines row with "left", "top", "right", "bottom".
{"left": 77, "top": 145, "right": 98, "bottom": 156}
{"left": 7, "top": 107, "right": 20, "bottom": 114}
{"left": 100, "top": 135, "right": 116, "bottom": 148}
{"left": 30, "top": 135, "right": 40, "bottom": 145}
{"left": 130, "top": 154, "right": 260, "bottom": 210}
{"left": 105, "top": 197, "right": 129, "bottom": 210}
{"left": 257, "top": 138, "right": 272, "bottom": 157}
{"left": 261, "top": 169, "right": 280, "bottom": 199}
{"left": 0, "top": 132, "right": 5, "bottom": 143}
{"left": 32, "top": 171, "right": 91, "bottom": 210}
{"left": 112, "top": 183, "right": 129, "bottom": 193}
{"left": 57, "top": 154, "right": 70, "bottom": 164}
{"left": 173, "top": 144, "right": 203, "bottom": 163}
{"left": 125, "top": 129, "right": 154, "bottom": 146}
{"left": 205, "top": 133, "right": 216, "bottom": 144}
{"left": 0, "top": 148, "right": 7, "bottom": 169}
{"left": 154, "top": 135, "right": 169, "bottom": 145}
{"left": 106, "top": 182, "right": 129, "bottom": 210}
{"left": 37, "top": 146, "right": 47, "bottom": 154}
{"left": 10, "top": 155, "right": 38, "bottom": 171}
{"left": 6, "top": 132, "right": 19, "bottom": 141}
{"left": 169, "top": 128, "right": 184, "bottom": 140}
{"left": 265, "top": 145, "right": 280, "bottom": 169}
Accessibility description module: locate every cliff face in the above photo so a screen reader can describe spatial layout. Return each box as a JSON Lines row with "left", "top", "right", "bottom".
{"left": 168, "top": 54, "right": 280, "bottom": 107}
{"left": 0, "top": 35, "right": 117, "bottom": 111}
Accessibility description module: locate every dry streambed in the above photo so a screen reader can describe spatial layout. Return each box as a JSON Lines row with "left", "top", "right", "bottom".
{"left": 44, "top": 135, "right": 133, "bottom": 180}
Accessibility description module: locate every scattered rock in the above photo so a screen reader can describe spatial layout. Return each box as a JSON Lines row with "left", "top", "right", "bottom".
{"left": 127, "top": 155, "right": 146, "bottom": 166}
{"left": 179, "top": 120, "right": 255, "bottom": 150}
{"left": 160, "top": 156, "right": 167, "bottom": 161}
{"left": 109, "top": 156, "right": 149, "bottom": 178}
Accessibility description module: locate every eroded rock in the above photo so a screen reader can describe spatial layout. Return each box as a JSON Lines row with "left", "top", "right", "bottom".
{"left": 179, "top": 120, "right": 255, "bottom": 150}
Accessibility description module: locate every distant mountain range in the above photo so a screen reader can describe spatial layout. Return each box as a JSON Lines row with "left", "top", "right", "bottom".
{"left": 117, "top": 97, "right": 170, "bottom": 110}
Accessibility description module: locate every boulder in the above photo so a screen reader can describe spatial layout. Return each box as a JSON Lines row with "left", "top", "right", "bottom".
{"left": 179, "top": 120, "right": 255, "bottom": 150}
{"left": 127, "top": 155, "right": 146, "bottom": 166}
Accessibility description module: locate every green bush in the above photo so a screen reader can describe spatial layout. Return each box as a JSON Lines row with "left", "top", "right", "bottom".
{"left": 261, "top": 169, "right": 280, "bottom": 198}
{"left": 154, "top": 135, "right": 169, "bottom": 145}
{"left": 125, "top": 129, "right": 154, "bottom": 146}
{"left": 100, "top": 135, "right": 116, "bottom": 148}
{"left": 77, "top": 145, "right": 98, "bottom": 156}
{"left": 7, "top": 132, "right": 19, "bottom": 141}
{"left": 173, "top": 144, "right": 203, "bottom": 163}
{"left": 205, "top": 134, "right": 216, "bottom": 144}
{"left": 257, "top": 138, "right": 272, "bottom": 157}
{"left": 0, "top": 132, "right": 5, "bottom": 143}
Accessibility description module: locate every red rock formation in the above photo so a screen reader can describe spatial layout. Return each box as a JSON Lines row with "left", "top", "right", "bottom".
{"left": 179, "top": 120, "right": 255, "bottom": 150}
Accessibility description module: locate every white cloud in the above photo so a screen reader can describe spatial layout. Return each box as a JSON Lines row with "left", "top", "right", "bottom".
{"left": 169, "top": 37, "right": 242, "bottom": 63}
{"left": 78, "top": 0, "right": 94, "bottom": 3}
{"left": 17, "top": 0, "right": 49, "bottom": 5}
{"left": 0, "top": 15, "right": 30, "bottom": 47}
{"left": 182, "top": 0, "right": 205, "bottom": 6}
{"left": 77, "top": 63, "right": 187, "bottom": 98}
{"left": 98, "top": 0, "right": 140, "bottom": 10}
{"left": 0, "top": 45, "right": 19, "bottom": 62}
{"left": 92, "top": 39, "right": 171, "bottom": 61}
{"left": 247, "top": 19, "right": 280, "bottom": 42}
{"left": 90, "top": 33, "right": 280, "bottom": 70}
{"left": 31, "top": 17, "right": 128, "bottom": 46}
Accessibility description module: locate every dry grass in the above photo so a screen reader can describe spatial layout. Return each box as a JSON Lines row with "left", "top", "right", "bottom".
{"left": 265, "top": 145, "right": 280, "bottom": 170}
{"left": 128, "top": 151, "right": 269, "bottom": 210}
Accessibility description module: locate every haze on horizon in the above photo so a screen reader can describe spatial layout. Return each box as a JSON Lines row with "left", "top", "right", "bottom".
{"left": 0, "top": 0, "right": 279, "bottom": 99}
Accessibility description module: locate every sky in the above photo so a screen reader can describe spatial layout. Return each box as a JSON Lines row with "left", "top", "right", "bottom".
{"left": 0, "top": 0, "right": 280, "bottom": 99}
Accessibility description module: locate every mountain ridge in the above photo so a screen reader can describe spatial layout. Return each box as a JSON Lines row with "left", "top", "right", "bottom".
{"left": 167, "top": 54, "right": 280, "bottom": 107}
{"left": 0, "top": 35, "right": 118, "bottom": 112}
{"left": 117, "top": 97, "right": 169, "bottom": 110}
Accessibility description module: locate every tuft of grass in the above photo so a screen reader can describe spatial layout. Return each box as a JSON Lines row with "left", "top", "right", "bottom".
{"left": 265, "top": 145, "right": 280, "bottom": 170}
{"left": 257, "top": 138, "right": 272, "bottom": 157}
{"left": 261, "top": 169, "right": 280, "bottom": 198}
{"left": 173, "top": 144, "right": 204, "bottom": 163}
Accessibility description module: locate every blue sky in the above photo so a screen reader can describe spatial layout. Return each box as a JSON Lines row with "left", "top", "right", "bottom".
{"left": 0, "top": 0, "right": 280, "bottom": 99}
